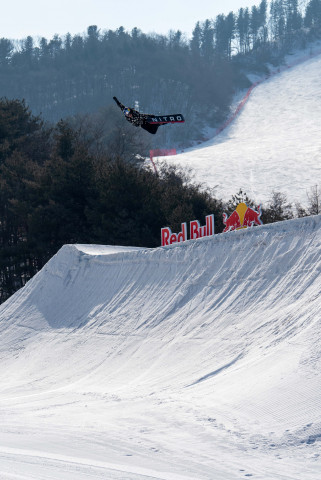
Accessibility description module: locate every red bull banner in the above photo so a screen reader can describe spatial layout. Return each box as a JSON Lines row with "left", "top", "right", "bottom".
{"left": 223, "top": 203, "right": 262, "bottom": 232}
{"left": 161, "top": 215, "right": 214, "bottom": 246}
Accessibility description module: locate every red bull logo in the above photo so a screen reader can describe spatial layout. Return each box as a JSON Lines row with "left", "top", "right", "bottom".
{"left": 161, "top": 215, "right": 214, "bottom": 246}
{"left": 223, "top": 203, "right": 262, "bottom": 232}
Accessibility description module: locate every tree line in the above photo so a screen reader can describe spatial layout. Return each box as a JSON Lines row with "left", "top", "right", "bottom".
{"left": 0, "top": 98, "right": 224, "bottom": 302}
{"left": 0, "top": 98, "right": 319, "bottom": 303}
{"left": 0, "top": 1, "right": 320, "bottom": 149}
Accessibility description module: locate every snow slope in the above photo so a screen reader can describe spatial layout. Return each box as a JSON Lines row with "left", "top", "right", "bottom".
{"left": 166, "top": 45, "right": 321, "bottom": 207}
{"left": 0, "top": 215, "right": 320, "bottom": 479}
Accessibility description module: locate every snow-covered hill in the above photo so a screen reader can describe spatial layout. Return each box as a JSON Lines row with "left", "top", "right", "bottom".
{"left": 165, "top": 44, "right": 321, "bottom": 208}
{"left": 0, "top": 215, "right": 320, "bottom": 479}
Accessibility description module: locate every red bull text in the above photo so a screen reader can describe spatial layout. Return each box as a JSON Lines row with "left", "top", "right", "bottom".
{"left": 223, "top": 203, "right": 262, "bottom": 232}
{"left": 161, "top": 215, "right": 214, "bottom": 246}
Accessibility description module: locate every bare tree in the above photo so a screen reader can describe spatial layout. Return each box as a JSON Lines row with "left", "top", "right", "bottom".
{"left": 307, "top": 185, "right": 321, "bottom": 215}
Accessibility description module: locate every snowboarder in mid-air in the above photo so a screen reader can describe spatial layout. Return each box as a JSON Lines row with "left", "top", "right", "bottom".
{"left": 113, "top": 97, "right": 185, "bottom": 135}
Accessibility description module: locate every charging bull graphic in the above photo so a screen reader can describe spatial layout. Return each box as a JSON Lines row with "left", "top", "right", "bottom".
{"left": 223, "top": 203, "right": 262, "bottom": 232}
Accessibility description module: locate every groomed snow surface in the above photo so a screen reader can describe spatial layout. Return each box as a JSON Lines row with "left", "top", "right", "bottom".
{"left": 166, "top": 43, "right": 321, "bottom": 208}
{"left": 0, "top": 215, "right": 321, "bottom": 480}
{"left": 1, "top": 46, "right": 321, "bottom": 480}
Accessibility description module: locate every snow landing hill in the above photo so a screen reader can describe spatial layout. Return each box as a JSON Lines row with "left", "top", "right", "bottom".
{"left": 166, "top": 43, "right": 321, "bottom": 208}
{"left": 0, "top": 214, "right": 320, "bottom": 479}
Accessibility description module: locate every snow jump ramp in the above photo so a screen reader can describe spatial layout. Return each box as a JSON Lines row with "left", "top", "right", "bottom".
{"left": 0, "top": 216, "right": 320, "bottom": 480}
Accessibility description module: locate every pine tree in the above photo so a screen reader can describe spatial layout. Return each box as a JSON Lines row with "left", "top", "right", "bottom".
{"left": 190, "top": 22, "right": 202, "bottom": 56}
{"left": 237, "top": 8, "right": 247, "bottom": 53}
{"left": 251, "top": 5, "right": 262, "bottom": 46}
{"left": 0, "top": 98, "right": 45, "bottom": 163}
{"left": 306, "top": 185, "right": 321, "bottom": 215}
{"left": 304, "top": 0, "right": 321, "bottom": 28}
{"left": 201, "top": 19, "right": 214, "bottom": 60}
{"left": 226, "top": 189, "right": 256, "bottom": 213}
{"left": 285, "top": 0, "right": 303, "bottom": 33}
{"left": 0, "top": 38, "right": 13, "bottom": 66}
{"left": 214, "top": 13, "right": 235, "bottom": 59}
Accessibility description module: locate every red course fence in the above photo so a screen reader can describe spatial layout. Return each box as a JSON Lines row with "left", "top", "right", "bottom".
{"left": 149, "top": 149, "right": 177, "bottom": 173}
